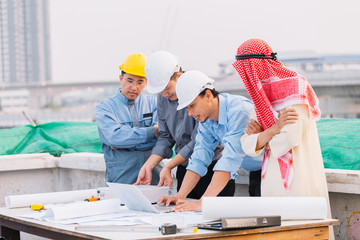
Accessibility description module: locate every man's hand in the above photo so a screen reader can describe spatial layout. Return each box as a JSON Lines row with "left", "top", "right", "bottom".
{"left": 173, "top": 199, "right": 201, "bottom": 212}
{"left": 154, "top": 122, "right": 159, "bottom": 137}
{"left": 157, "top": 166, "right": 173, "bottom": 187}
{"left": 245, "top": 119, "right": 263, "bottom": 135}
{"left": 134, "top": 164, "right": 152, "bottom": 185}
{"left": 157, "top": 196, "right": 181, "bottom": 206}
{"left": 274, "top": 108, "right": 299, "bottom": 134}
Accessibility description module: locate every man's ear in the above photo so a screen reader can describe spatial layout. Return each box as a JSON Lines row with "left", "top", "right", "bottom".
{"left": 206, "top": 89, "right": 212, "bottom": 100}
{"left": 175, "top": 72, "right": 182, "bottom": 80}
{"left": 119, "top": 74, "right": 123, "bottom": 84}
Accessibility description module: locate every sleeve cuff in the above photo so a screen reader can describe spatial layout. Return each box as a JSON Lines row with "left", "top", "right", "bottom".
{"left": 186, "top": 160, "right": 207, "bottom": 177}
{"left": 178, "top": 144, "right": 193, "bottom": 160}
{"left": 151, "top": 145, "right": 173, "bottom": 159}
{"left": 240, "top": 133, "right": 264, "bottom": 156}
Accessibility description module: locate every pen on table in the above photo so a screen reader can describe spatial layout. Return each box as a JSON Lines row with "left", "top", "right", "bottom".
{"left": 75, "top": 224, "right": 159, "bottom": 232}
{"left": 178, "top": 226, "right": 198, "bottom": 234}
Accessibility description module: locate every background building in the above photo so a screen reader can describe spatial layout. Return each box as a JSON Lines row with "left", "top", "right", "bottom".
{"left": 0, "top": 0, "right": 51, "bottom": 85}
{"left": 0, "top": 89, "right": 29, "bottom": 112}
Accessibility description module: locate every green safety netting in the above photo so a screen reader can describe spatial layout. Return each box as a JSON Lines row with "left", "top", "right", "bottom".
{"left": 0, "top": 122, "right": 102, "bottom": 157}
{"left": 316, "top": 118, "right": 360, "bottom": 170}
{"left": 0, "top": 119, "right": 359, "bottom": 170}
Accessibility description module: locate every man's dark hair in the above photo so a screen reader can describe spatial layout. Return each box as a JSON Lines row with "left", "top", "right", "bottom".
{"left": 199, "top": 88, "right": 219, "bottom": 98}
{"left": 121, "top": 70, "right": 126, "bottom": 76}
{"left": 170, "top": 67, "right": 183, "bottom": 81}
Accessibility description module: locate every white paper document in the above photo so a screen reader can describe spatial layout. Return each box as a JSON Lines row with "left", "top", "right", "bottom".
{"left": 20, "top": 199, "right": 123, "bottom": 222}
{"left": 19, "top": 198, "right": 207, "bottom": 228}
{"left": 44, "top": 198, "right": 122, "bottom": 221}
{"left": 5, "top": 189, "right": 100, "bottom": 208}
{"left": 202, "top": 197, "right": 327, "bottom": 220}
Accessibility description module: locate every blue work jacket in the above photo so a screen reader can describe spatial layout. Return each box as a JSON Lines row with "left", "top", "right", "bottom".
{"left": 187, "top": 93, "right": 263, "bottom": 179}
{"left": 151, "top": 94, "right": 222, "bottom": 165}
{"left": 96, "top": 90, "right": 159, "bottom": 184}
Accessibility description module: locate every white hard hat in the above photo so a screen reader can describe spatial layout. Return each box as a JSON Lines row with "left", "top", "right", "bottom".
{"left": 145, "top": 51, "right": 181, "bottom": 93}
{"left": 176, "top": 70, "right": 215, "bottom": 110}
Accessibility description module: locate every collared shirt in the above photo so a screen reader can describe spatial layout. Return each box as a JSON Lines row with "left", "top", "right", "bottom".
{"left": 187, "top": 93, "right": 263, "bottom": 179}
{"left": 96, "top": 90, "right": 157, "bottom": 150}
{"left": 95, "top": 90, "right": 158, "bottom": 184}
{"left": 151, "top": 94, "right": 222, "bottom": 166}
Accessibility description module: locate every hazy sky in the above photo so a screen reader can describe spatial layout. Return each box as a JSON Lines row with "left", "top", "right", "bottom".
{"left": 49, "top": 0, "right": 360, "bottom": 82}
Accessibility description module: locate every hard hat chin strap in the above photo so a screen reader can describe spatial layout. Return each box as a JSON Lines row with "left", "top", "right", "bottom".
{"left": 235, "top": 52, "right": 277, "bottom": 61}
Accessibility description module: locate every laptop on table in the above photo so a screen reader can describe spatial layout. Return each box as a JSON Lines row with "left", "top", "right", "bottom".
{"left": 107, "top": 182, "right": 174, "bottom": 214}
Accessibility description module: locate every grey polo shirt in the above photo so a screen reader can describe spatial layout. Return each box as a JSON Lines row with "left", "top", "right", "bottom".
{"left": 151, "top": 94, "right": 222, "bottom": 166}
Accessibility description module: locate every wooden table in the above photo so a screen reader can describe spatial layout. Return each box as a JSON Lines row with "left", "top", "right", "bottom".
{"left": 0, "top": 207, "right": 339, "bottom": 240}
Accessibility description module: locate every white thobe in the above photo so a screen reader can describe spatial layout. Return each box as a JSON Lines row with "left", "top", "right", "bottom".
{"left": 241, "top": 104, "right": 334, "bottom": 239}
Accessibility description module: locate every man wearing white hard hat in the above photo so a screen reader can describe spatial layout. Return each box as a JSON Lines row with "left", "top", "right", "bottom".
{"left": 158, "top": 70, "right": 263, "bottom": 212}
{"left": 135, "top": 51, "right": 234, "bottom": 199}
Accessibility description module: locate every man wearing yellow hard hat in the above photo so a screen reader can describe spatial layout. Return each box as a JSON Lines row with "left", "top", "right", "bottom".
{"left": 96, "top": 52, "right": 162, "bottom": 184}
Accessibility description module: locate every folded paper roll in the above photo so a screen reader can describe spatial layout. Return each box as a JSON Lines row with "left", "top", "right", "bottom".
{"left": 202, "top": 197, "right": 327, "bottom": 220}
{"left": 5, "top": 189, "right": 99, "bottom": 208}
{"left": 44, "top": 198, "right": 122, "bottom": 220}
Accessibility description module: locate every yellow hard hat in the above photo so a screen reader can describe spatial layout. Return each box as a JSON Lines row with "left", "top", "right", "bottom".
{"left": 119, "top": 52, "right": 147, "bottom": 77}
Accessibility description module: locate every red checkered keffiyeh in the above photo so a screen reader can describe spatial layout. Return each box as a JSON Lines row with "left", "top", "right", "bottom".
{"left": 232, "top": 39, "right": 321, "bottom": 191}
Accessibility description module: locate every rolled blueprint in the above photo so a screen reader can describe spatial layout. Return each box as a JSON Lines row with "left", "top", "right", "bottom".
{"left": 202, "top": 197, "right": 327, "bottom": 220}
{"left": 43, "top": 198, "right": 122, "bottom": 221}
{"left": 5, "top": 189, "right": 99, "bottom": 208}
